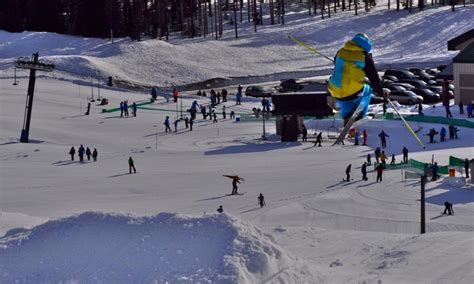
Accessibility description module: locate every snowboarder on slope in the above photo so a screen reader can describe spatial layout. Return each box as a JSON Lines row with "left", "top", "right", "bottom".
{"left": 328, "top": 34, "right": 388, "bottom": 126}
{"left": 345, "top": 164, "right": 352, "bottom": 181}
{"left": 223, "top": 175, "right": 243, "bottom": 195}
{"left": 128, "top": 157, "right": 136, "bottom": 174}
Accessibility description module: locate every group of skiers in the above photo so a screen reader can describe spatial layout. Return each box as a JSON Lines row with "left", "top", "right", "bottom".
{"left": 69, "top": 145, "right": 97, "bottom": 162}
{"left": 119, "top": 100, "right": 138, "bottom": 117}
{"left": 426, "top": 125, "right": 459, "bottom": 143}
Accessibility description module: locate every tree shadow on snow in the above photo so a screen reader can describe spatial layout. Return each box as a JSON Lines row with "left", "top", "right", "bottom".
{"left": 205, "top": 141, "right": 300, "bottom": 155}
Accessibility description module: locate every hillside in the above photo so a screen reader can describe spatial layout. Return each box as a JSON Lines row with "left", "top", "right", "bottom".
{"left": 1, "top": 5, "right": 473, "bottom": 88}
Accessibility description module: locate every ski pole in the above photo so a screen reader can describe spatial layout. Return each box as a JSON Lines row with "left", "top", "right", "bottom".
{"left": 385, "top": 98, "right": 426, "bottom": 149}
{"left": 288, "top": 35, "right": 334, "bottom": 63}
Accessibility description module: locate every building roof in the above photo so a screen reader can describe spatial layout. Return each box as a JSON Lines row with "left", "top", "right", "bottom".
{"left": 453, "top": 42, "right": 474, "bottom": 63}
{"left": 448, "top": 29, "right": 474, "bottom": 51}
{"left": 436, "top": 63, "right": 453, "bottom": 80}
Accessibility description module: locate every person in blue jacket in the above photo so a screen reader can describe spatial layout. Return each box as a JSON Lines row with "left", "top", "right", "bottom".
{"left": 164, "top": 116, "right": 171, "bottom": 132}
{"left": 440, "top": 127, "right": 446, "bottom": 142}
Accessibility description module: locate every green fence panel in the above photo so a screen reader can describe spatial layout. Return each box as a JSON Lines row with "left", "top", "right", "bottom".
{"left": 449, "top": 156, "right": 466, "bottom": 167}
{"left": 386, "top": 114, "right": 474, "bottom": 128}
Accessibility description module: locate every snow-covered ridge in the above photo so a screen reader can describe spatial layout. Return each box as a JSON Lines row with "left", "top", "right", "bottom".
{"left": 0, "top": 211, "right": 304, "bottom": 283}
{"left": 1, "top": 5, "right": 472, "bottom": 88}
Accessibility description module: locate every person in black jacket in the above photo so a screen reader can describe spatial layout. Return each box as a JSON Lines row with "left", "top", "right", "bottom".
{"left": 258, "top": 193, "right": 266, "bottom": 208}
{"left": 69, "top": 146, "right": 75, "bottom": 161}
{"left": 86, "top": 147, "right": 92, "bottom": 161}
{"left": 361, "top": 162, "right": 368, "bottom": 181}
{"left": 345, "top": 164, "right": 352, "bottom": 181}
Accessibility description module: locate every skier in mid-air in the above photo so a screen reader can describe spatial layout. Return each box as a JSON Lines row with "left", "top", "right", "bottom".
{"left": 328, "top": 34, "right": 388, "bottom": 126}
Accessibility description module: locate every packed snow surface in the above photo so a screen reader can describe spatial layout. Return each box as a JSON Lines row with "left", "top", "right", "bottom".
{"left": 0, "top": 212, "right": 303, "bottom": 283}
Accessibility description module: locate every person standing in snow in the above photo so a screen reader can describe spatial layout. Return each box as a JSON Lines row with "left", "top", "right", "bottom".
{"left": 69, "top": 146, "right": 76, "bottom": 161}
{"left": 328, "top": 34, "right": 388, "bottom": 126}
{"left": 128, "top": 157, "right": 136, "bottom": 174}
{"left": 184, "top": 117, "right": 189, "bottom": 128}
{"left": 217, "top": 205, "right": 224, "bottom": 213}
{"left": 367, "top": 153, "right": 372, "bottom": 166}
{"left": 440, "top": 127, "right": 446, "bottom": 142}
{"left": 78, "top": 145, "right": 85, "bottom": 163}
{"left": 467, "top": 102, "right": 473, "bottom": 118}
{"left": 123, "top": 101, "right": 129, "bottom": 116}
{"left": 345, "top": 164, "right": 352, "bottom": 181}
{"left": 201, "top": 105, "right": 207, "bottom": 119}
{"left": 378, "top": 130, "right": 389, "bottom": 148}
{"left": 362, "top": 129, "right": 368, "bottom": 145}
{"left": 120, "top": 101, "right": 124, "bottom": 117}
{"left": 222, "top": 105, "right": 226, "bottom": 119}
{"left": 380, "top": 151, "right": 387, "bottom": 168}
{"left": 258, "top": 193, "right": 266, "bottom": 208}
{"left": 164, "top": 116, "right": 171, "bottom": 132}
{"left": 374, "top": 147, "right": 381, "bottom": 164}
{"left": 173, "top": 88, "right": 179, "bottom": 103}
{"left": 189, "top": 118, "right": 194, "bottom": 131}
{"left": 361, "top": 162, "right": 368, "bottom": 181}
{"left": 236, "top": 85, "right": 243, "bottom": 105}
{"left": 354, "top": 130, "right": 360, "bottom": 145}
{"left": 390, "top": 154, "right": 396, "bottom": 165}
{"left": 174, "top": 118, "right": 179, "bottom": 132}
{"left": 445, "top": 104, "right": 452, "bottom": 118}
{"left": 222, "top": 88, "right": 228, "bottom": 102}
{"left": 427, "top": 128, "right": 438, "bottom": 144}
{"left": 418, "top": 102, "right": 424, "bottom": 116}
{"left": 402, "top": 147, "right": 409, "bottom": 164}
{"left": 230, "top": 110, "right": 235, "bottom": 120}
{"left": 86, "top": 147, "right": 92, "bottom": 161}
{"left": 301, "top": 125, "right": 308, "bottom": 142}
{"left": 213, "top": 112, "right": 218, "bottom": 123}
{"left": 92, "top": 148, "right": 98, "bottom": 162}
{"left": 209, "top": 106, "right": 213, "bottom": 120}
{"left": 376, "top": 163, "right": 384, "bottom": 182}
{"left": 132, "top": 102, "right": 137, "bottom": 117}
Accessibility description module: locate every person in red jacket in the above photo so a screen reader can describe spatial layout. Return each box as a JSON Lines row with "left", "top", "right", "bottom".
{"left": 362, "top": 130, "right": 368, "bottom": 145}
{"left": 173, "top": 88, "right": 179, "bottom": 103}
{"left": 376, "top": 163, "right": 384, "bottom": 182}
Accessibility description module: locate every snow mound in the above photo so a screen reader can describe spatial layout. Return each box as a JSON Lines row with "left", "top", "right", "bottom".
{"left": 0, "top": 212, "right": 305, "bottom": 283}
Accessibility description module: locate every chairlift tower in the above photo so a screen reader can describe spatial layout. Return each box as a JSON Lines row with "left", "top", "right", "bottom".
{"left": 15, "top": 53, "right": 55, "bottom": 143}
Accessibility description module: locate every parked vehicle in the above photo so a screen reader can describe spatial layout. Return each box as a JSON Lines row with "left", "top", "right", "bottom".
{"left": 389, "top": 90, "right": 423, "bottom": 105}
{"left": 411, "top": 88, "right": 441, "bottom": 103}
{"left": 391, "top": 82, "right": 415, "bottom": 90}
{"left": 384, "top": 75, "right": 399, "bottom": 82}
{"left": 399, "top": 79, "right": 428, "bottom": 89}
{"left": 384, "top": 69, "right": 417, "bottom": 80}
{"left": 245, "top": 85, "right": 275, "bottom": 97}
{"left": 279, "top": 79, "right": 304, "bottom": 92}
{"left": 431, "top": 81, "right": 454, "bottom": 91}
{"left": 427, "top": 86, "right": 454, "bottom": 99}
{"left": 384, "top": 84, "right": 407, "bottom": 92}
{"left": 409, "top": 68, "right": 435, "bottom": 81}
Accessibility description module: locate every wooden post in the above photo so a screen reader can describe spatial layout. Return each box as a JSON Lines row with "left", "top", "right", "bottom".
{"left": 421, "top": 175, "right": 426, "bottom": 234}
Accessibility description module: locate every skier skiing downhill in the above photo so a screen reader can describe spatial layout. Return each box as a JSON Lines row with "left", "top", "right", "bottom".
{"left": 328, "top": 34, "right": 389, "bottom": 126}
